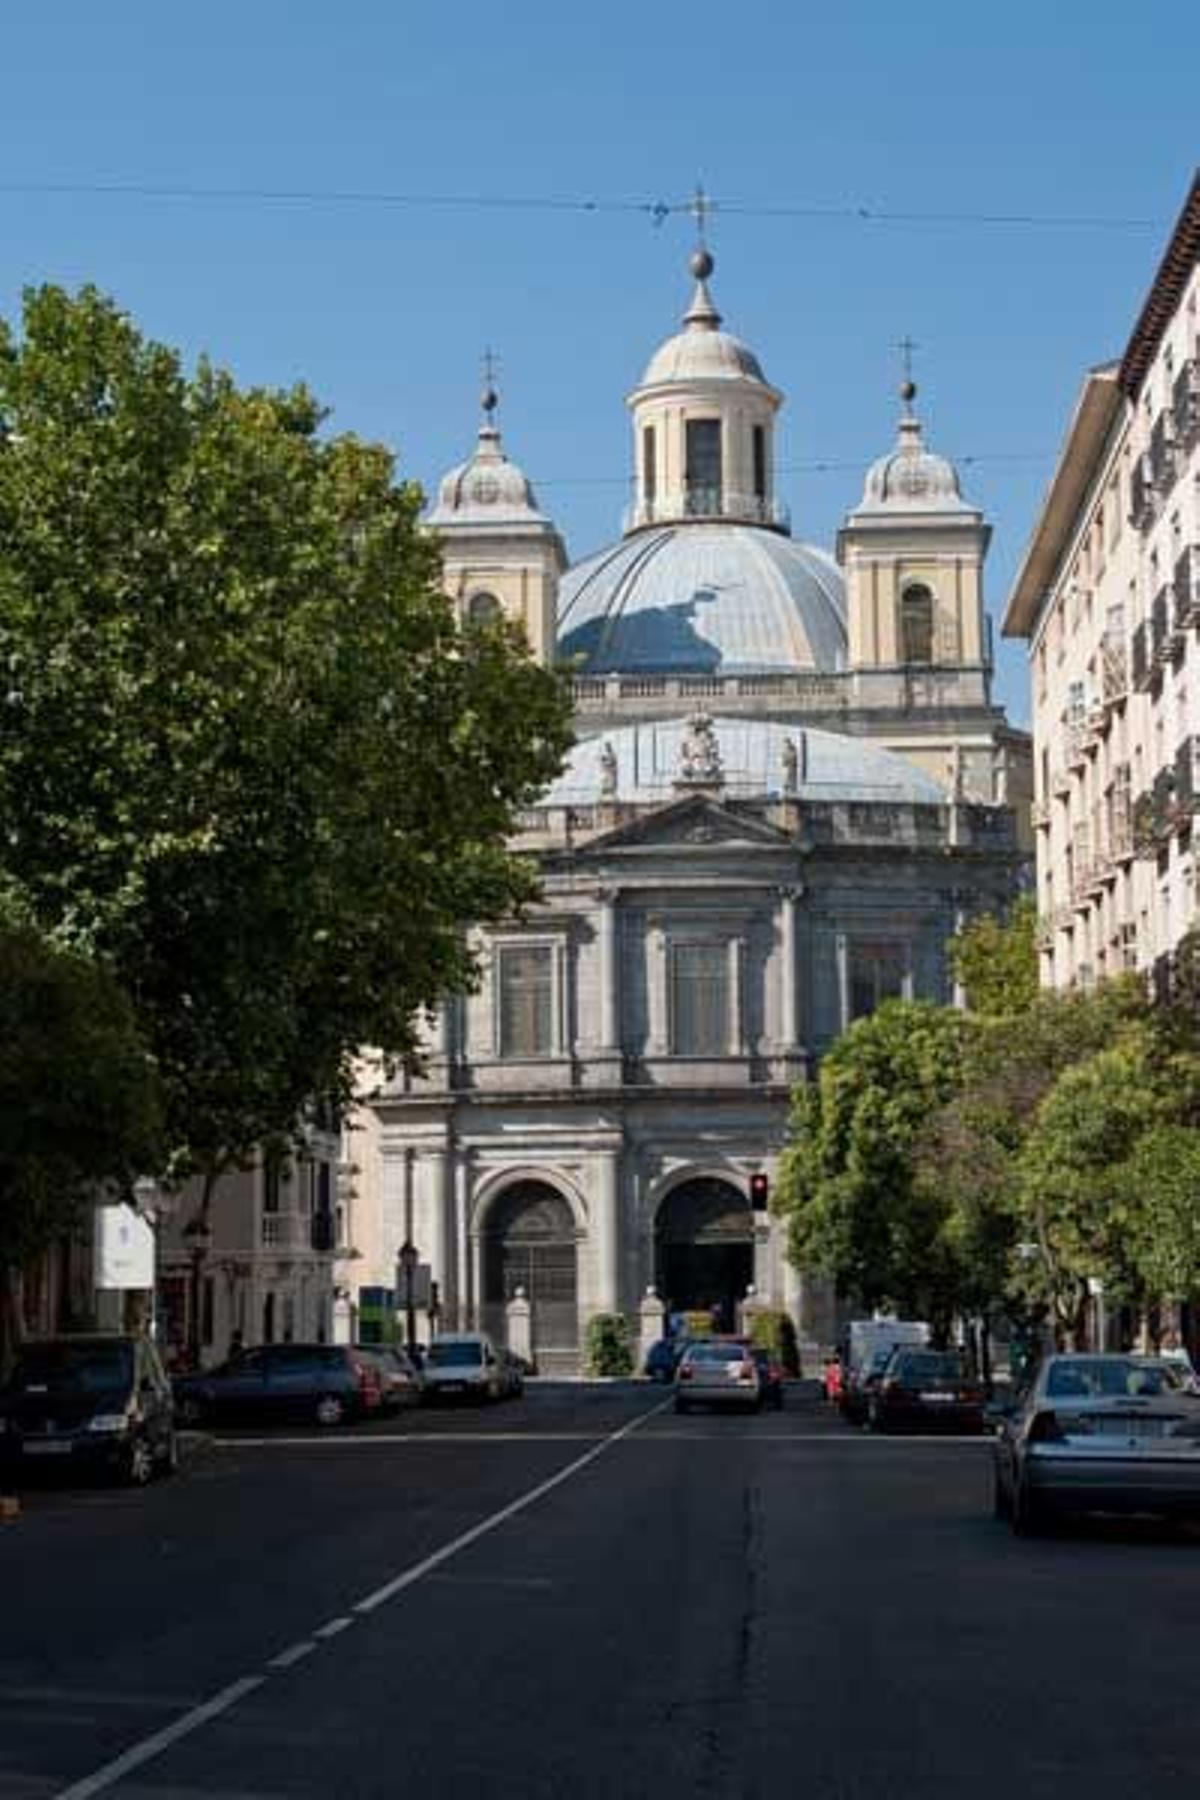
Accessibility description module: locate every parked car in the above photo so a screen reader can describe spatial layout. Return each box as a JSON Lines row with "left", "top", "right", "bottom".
{"left": 747, "top": 1344, "right": 786, "bottom": 1410}
{"left": 841, "top": 1346, "right": 897, "bottom": 1425}
{"left": 674, "top": 1339, "right": 763, "bottom": 1413}
{"left": 992, "top": 1353, "right": 1200, "bottom": 1534}
{"left": 354, "top": 1345, "right": 422, "bottom": 1411}
{"left": 423, "top": 1333, "right": 506, "bottom": 1403}
{"left": 643, "top": 1338, "right": 679, "bottom": 1383}
{"left": 0, "top": 1334, "right": 177, "bottom": 1486}
{"left": 865, "top": 1347, "right": 985, "bottom": 1434}
{"left": 173, "top": 1344, "right": 384, "bottom": 1428}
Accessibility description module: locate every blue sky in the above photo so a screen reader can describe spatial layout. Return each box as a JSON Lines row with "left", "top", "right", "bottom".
{"left": 2, "top": 1, "right": 1197, "bottom": 723}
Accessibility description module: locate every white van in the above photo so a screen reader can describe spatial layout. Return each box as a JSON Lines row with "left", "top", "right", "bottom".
{"left": 423, "top": 1333, "right": 505, "bottom": 1403}
{"left": 844, "top": 1318, "right": 930, "bottom": 1380}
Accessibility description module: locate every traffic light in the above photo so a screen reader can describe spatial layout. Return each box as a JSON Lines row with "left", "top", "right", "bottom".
{"left": 750, "top": 1171, "right": 769, "bottom": 1212}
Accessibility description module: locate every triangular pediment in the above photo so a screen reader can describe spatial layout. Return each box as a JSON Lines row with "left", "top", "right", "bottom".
{"left": 575, "top": 793, "right": 793, "bottom": 853}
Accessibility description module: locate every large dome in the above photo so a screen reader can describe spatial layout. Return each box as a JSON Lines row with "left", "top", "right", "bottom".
{"left": 557, "top": 524, "right": 847, "bottom": 675}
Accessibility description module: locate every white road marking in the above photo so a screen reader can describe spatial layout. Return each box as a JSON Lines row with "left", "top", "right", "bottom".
{"left": 52, "top": 1676, "right": 265, "bottom": 1800}
{"left": 352, "top": 1398, "right": 672, "bottom": 1615}
{"left": 266, "top": 1641, "right": 317, "bottom": 1671}
{"left": 313, "top": 1617, "right": 354, "bottom": 1640}
{"left": 50, "top": 1395, "right": 671, "bottom": 1799}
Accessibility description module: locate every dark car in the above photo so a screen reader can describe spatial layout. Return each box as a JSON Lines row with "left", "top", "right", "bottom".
{"left": 0, "top": 1334, "right": 177, "bottom": 1485}
{"left": 747, "top": 1344, "right": 785, "bottom": 1410}
{"left": 866, "top": 1347, "right": 985, "bottom": 1434}
{"left": 841, "top": 1347, "right": 896, "bottom": 1425}
{"left": 173, "top": 1343, "right": 383, "bottom": 1428}
{"left": 643, "top": 1339, "right": 680, "bottom": 1383}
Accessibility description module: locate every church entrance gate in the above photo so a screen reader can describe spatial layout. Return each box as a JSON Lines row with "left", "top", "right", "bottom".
{"left": 654, "top": 1177, "right": 754, "bottom": 1332}
{"left": 482, "top": 1181, "right": 579, "bottom": 1357}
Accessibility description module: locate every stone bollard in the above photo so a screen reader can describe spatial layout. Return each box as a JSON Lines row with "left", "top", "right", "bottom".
{"left": 506, "top": 1287, "right": 533, "bottom": 1371}
{"left": 638, "top": 1285, "right": 666, "bottom": 1376}
{"left": 739, "top": 1284, "right": 765, "bottom": 1340}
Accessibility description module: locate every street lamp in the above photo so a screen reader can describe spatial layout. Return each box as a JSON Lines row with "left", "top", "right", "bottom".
{"left": 182, "top": 1214, "right": 213, "bottom": 1370}
{"left": 398, "top": 1239, "right": 419, "bottom": 1356}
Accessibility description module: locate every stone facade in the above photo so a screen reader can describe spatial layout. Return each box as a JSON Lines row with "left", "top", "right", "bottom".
{"left": 1004, "top": 172, "right": 1200, "bottom": 994}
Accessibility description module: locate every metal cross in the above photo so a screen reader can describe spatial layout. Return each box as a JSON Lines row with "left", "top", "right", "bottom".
{"left": 481, "top": 347, "right": 499, "bottom": 418}
{"left": 689, "top": 183, "right": 715, "bottom": 246}
{"left": 897, "top": 335, "right": 919, "bottom": 383}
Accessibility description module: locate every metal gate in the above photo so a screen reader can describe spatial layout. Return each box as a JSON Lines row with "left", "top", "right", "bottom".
{"left": 482, "top": 1182, "right": 579, "bottom": 1353}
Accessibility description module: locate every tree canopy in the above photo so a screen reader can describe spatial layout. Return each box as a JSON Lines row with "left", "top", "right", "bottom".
{"left": 946, "top": 896, "right": 1039, "bottom": 1017}
{"left": 0, "top": 285, "right": 573, "bottom": 1191}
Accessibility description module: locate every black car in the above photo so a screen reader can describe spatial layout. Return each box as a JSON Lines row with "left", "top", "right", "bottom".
{"left": 865, "top": 1348, "right": 985, "bottom": 1434}
{"left": 173, "top": 1343, "right": 384, "bottom": 1428}
{"left": 747, "top": 1344, "right": 785, "bottom": 1410}
{"left": 643, "top": 1338, "right": 680, "bottom": 1383}
{"left": 0, "top": 1334, "right": 177, "bottom": 1485}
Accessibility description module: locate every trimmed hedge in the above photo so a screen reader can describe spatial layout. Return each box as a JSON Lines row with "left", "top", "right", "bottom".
{"left": 745, "top": 1308, "right": 801, "bottom": 1376}
{"left": 584, "top": 1311, "right": 635, "bottom": 1377}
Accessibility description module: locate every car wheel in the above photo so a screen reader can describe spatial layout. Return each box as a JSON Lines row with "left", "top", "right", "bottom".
{"left": 159, "top": 1429, "right": 180, "bottom": 1478}
{"left": 122, "top": 1435, "right": 154, "bottom": 1487}
{"left": 865, "top": 1400, "right": 880, "bottom": 1433}
{"left": 315, "top": 1395, "right": 346, "bottom": 1428}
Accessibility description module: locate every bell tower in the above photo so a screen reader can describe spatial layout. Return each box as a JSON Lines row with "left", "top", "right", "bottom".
{"left": 838, "top": 375, "right": 991, "bottom": 705}
{"left": 426, "top": 365, "right": 566, "bottom": 667}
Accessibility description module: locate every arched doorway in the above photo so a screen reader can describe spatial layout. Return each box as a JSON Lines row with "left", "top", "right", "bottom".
{"left": 482, "top": 1181, "right": 579, "bottom": 1354}
{"left": 655, "top": 1177, "right": 754, "bottom": 1331}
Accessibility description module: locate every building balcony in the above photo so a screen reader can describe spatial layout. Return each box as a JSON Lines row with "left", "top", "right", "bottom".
{"left": 1129, "top": 453, "right": 1155, "bottom": 532}
{"left": 623, "top": 490, "right": 791, "bottom": 534}
{"left": 260, "top": 1212, "right": 314, "bottom": 1250}
{"left": 1130, "top": 620, "right": 1152, "bottom": 691}
{"left": 1173, "top": 359, "right": 1200, "bottom": 448}
{"left": 1149, "top": 411, "right": 1178, "bottom": 498}
{"left": 1030, "top": 797, "right": 1051, "bottom": 830}
{"left": 1050, "top": 762, "right": 1072, "bottom": 798}
{"left": 1174, "top": 544, "right": 1200, "bottom": 630}
{"left": 1100, "top": 633, "right": 1128, "bottom": 706}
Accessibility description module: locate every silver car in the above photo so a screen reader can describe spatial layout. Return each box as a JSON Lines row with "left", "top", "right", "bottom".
{"left": 423, "top": 1333, "right": 505, "bottom": 1403}
{"left": 993, "top": 1353, "right": 1200, "bottom": 1533}
{"left": 674, "top": 1340, "right": 763, "bottom": 1414}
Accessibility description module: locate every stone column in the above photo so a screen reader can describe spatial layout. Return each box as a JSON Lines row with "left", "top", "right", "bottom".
{"left": 778, "top": 886, "right": 798, "bottom": 1049}
{"left": 592, "top": 1150, "right": 621, "bottom": 1316}
{"left": 421, "top": 1150, "right": 450, "bottom": 1333}
{"left": 454, "top": 1156, "right": 471, "bottom": 1330}
{"left": 597, "top": 889, "right": 619, "bottom": 1052}
{"left": 638, "top": 1286, "right": 666, "bottom": 1372}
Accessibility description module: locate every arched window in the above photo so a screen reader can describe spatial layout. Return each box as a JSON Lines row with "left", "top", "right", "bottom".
{"left": 467, "top": 591, "right": 502, "bottom": 627}
{"left": 900, "top": 583, "right": 935, "bottom": 664}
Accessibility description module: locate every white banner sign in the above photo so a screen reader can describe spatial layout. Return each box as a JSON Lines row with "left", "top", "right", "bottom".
{"left": 94, "top": 1203, "right": 156, "bottom": 1290}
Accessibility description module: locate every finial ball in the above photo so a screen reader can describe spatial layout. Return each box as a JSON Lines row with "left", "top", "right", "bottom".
{"left": 481, "top": 384, "right": 498, "bottom": 417}
{"left": 900, "top": 379, "right": 917, "bottom": 405}
{"left": 689, "top": 247, "right": 714, "bottom": 281}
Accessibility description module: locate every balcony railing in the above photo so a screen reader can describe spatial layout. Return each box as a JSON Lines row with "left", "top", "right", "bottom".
{"left": 1030, "top": 798, "right": 1050, "bottom": 830}
{"left": 1174, "top": 544, "right": 1200, "bottom": 629}
{"left": 1131, "top": 619, "right": 1152, "bottom": 691}
{"left": 1130, "top": 453, "right": 1154, "bottom": 531}
{"left": 1149, "top": 411, "right": 1177, "bottom": 496}
{"left": 1100, "top": 632, "right": 1128, "bottom": 704}
{"left": 1174, "top": 359, "right": 1200, "bottom": 447}
{"left": 260, "top": 1213, "right": 313, "bottom": 1250}
{"left": 623, "top": 490, "right": 791, "bottom": 533}
{"left": 1109, "top": 779, "right": 1133, "bottom": 861}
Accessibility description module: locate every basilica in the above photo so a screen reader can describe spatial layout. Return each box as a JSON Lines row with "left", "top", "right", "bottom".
{"left": 348, "top": 247, "right": 1030, "bottom": 1365}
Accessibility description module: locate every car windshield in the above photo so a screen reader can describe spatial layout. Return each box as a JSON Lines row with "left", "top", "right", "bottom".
{"left": 9, "top": 1342, "right": 133, "bottom": 1394}
{"left": 894, "top": 1352, "right": 970, "bottom": 1382}
{"left": 1046, "top": 1358, "right": 1183, "bottom": 1399}
{"left": 428, "top": 1342, "right": 484, "bottom": 1368}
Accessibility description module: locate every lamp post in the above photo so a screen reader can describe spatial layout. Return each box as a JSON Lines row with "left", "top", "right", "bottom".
{"left": 398, "top": 1239, "right": 419, "bottom": 1356}
{"left": 183, "top": 1215, "right": 213, "bottom": 1371}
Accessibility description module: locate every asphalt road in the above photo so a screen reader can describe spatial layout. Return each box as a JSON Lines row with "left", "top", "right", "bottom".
{"left": 3, "top": 1381, "right": 1199, "bottom": 1798}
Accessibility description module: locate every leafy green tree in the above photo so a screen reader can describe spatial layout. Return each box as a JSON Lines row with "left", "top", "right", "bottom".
{"left": 777, "top": 1001, "right": 967, "bottom": 1331}
{"left": 0, "top": 286, "right": 572, "bottom": 1199}
{"left": 1122, "top": 1124, "right": 1200, "bottom": 1304}
{"left": 0, "top": 919, "right": 162, "bottom": 1357}
{"left": 583, "top": 1313, "right": 634, "bottom": 1378}
{"left": 946, "top": 896, "right": 1039, "bottom": 1017}
{"left": 1014, "top": 1037, "right": 1168, "bottom": 1339}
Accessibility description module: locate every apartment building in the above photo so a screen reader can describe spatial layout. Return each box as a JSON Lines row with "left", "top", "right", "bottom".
{"left": 1004, "top": 172, "right": 1200, "bottom": 991}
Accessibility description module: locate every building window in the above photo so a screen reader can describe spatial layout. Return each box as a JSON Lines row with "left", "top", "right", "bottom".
{"left": 685, "top": 418, "right": 722, "bottom": 515}
{"left": 643, "top": 425, "right": 656, "bottom": 504}
{"left": 263, "top": 1158, "right": 281, "bottom": 1213}
{"left": 498, "top": 943, "right": 555, "bottom": 1057}
{"left": 848, "top": 941, "right": 908, "bottom": 1022}
{"left": 900, "top": 584, "right": 934, "bottom": 664}
{"left": 752, "top": 425, "right": 766, "bottom": 501}
{"left": 670, "top": 940, "right": 729, "bottom": 1055}
{"left": 467, "top": 591, "right": 502, "bottom": 626}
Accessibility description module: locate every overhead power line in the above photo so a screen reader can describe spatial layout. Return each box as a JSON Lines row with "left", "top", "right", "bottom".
{"left": 0, "top": 180, "right": 1162, "bottom": 233}
{"left": 534, "top": 451, "right": 1051, "bottom": 489}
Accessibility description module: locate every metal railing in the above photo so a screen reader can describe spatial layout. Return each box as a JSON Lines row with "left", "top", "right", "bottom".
{"left": 623, "top": 490, "right": 791, "bottom": 533}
